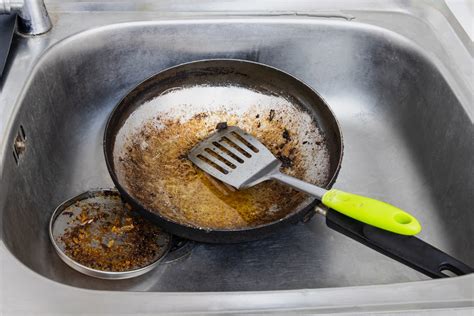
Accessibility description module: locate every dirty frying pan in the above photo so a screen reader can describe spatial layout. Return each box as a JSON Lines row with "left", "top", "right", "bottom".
{"left": 104, "top": 59, "right": 472, "bottom": 278}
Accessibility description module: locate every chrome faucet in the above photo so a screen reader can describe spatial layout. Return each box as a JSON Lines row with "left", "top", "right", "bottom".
{"left": 0, "top": 0, "right": 51, "bottom": 35}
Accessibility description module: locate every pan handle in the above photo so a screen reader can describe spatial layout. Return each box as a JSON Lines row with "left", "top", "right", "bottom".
{"left": 323, "top": 208, "right": 473, "bottom": 278}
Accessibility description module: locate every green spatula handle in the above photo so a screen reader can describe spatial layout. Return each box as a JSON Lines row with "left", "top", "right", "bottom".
{"left": 322, "top": 189, "right": 421, "bottom": 235}
{"left": 270, "top": 172, "right": 421, "bottom": 235}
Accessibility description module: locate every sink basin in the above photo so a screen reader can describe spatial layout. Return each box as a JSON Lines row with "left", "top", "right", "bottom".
{"left": 0, "top": 0, "right": 472, "bottom": 313}
{"left": 3, "top": 17, "right": 472, "bottom": 291}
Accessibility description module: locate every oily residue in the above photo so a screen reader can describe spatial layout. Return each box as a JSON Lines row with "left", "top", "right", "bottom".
{"left": 114, "top": 86, "right": 330, "bottom": 230}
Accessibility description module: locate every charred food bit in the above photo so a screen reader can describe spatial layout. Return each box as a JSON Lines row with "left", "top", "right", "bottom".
{"left": 268, "top": 109, "right": 276, "bottom": 121}
{"left": 277, "top": 154, "right": 293, "bottom": 168}
{"left": 216, "top": 122, "right": 228, "bottom": 131}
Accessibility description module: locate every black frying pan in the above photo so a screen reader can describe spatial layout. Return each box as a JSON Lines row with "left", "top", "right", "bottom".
{"left": 104, "top": 59, "right": 472, "bottom": 278}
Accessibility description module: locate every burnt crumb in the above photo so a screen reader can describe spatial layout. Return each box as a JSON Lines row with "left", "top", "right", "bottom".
{"left": 268, "top": 109, "right": 275, "bottom": 121}
{"left": 193, "top": 113, "right": 209, "bottom": 120}
{"left": 257, "top": 122, "right": 261, "bottom": 128}
{"left": 277, "top": 155, "right": 293, "bottom": 168}
{"left": 62, "top": 211, "right": 74, "bottom": 217}
{"left": 302, "top": 141, "right": 308, "bottom": 145}
{"left": 282, "top": 129, "right": 291, "bottom": 141}
{"left": 129, "top": 157, "right": 138, "bottom": 165}
{"left": 216, "top": 122, "right": 228, "bottom": 131}
{"left": 315, "top": 141, "right": 321, "bottom": 145}
{"left": 255, "top": 114, "right": 260, "bottom": 119}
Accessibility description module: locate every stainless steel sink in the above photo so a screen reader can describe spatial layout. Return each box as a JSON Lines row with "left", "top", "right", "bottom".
{"left": 0, "top": 0, "right": 472, "bottom": 314}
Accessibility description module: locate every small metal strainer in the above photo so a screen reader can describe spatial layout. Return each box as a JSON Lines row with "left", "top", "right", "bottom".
{"left": 49, "top": 189, "right": 171, "bottom": 279}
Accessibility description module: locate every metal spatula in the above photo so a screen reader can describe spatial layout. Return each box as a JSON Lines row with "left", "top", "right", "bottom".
{"left": 188, "top": 126, "right": 421, "bottom": 235}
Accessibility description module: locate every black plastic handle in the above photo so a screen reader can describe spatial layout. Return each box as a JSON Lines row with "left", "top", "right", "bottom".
{"left": 325, "top": 209, "right": 473, "bottom": 278}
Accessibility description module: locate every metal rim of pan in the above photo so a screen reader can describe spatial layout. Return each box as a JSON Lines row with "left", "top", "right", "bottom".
{"left": 103, "top": 59, "right": 344, "bottom": 243}
{"left": 48, "top": 189, "right": 172, "bottom": 280}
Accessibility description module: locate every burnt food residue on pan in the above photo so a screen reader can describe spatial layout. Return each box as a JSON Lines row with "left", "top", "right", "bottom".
{"left": 117, "top": 112, "right": 329, "bottom": 230}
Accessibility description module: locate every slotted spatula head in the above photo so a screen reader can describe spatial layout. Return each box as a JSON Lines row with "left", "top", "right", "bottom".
{"left": 188, "top": 126, "right": 281, "bottom": 189}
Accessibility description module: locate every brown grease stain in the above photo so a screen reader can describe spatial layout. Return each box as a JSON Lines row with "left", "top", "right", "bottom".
{"left": 118, "top": 109, "right": 328, "bottom": 230}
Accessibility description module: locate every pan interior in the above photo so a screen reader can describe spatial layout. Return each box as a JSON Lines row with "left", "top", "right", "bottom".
{"left": 113, "top": 83, "right": 332, "bottom": 230}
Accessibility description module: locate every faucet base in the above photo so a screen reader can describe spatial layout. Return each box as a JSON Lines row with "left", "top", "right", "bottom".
{"left": 1, "top": 0, "right": 52, "bottom": 35}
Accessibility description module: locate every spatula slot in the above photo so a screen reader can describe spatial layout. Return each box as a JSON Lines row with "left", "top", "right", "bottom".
{"left": 212, "top": 142, "right": 244, "bottom": 163}
{"left": 197, "top": 154, "right": 229, "bottom": 174}
{"left": 204, "top": 148, "right": 237, "bottom": 169}
{"left": 221, "top": 136, "right": 252, "bottom": 158}
{"left": 231, "top": 131, "right": 259, "bottom": 153}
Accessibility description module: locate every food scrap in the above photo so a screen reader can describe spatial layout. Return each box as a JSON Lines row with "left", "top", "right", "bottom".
{"left": 277, "top": 154, "right": 293, "bottom": 168}
{"left": 216, "top": 122, "right": 228, "bottom": 131}
{"left": 56, "top": 193, "right": 168, "bottom": 272}
{"left": 282, "top": 128, "right": 291, "bottom": 141}
{"left": 268, "top": 109, "right": 276, "bottom": 121}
